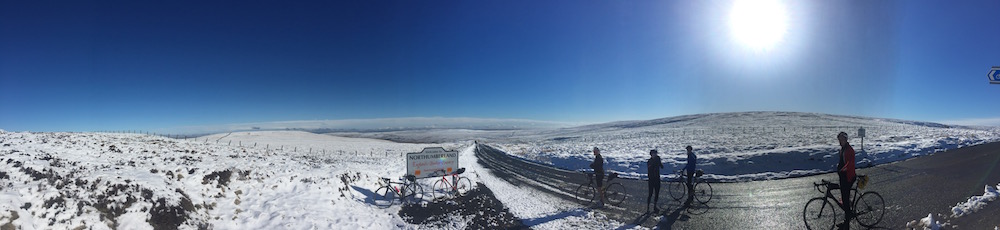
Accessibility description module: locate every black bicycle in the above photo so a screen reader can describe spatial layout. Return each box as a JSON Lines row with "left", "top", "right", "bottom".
{"left": 374, "top": 174, "right": 423, "bottom": 208}
{"left": 668, "top": 169, "right": 713, "bottom": 204}
{"left": 575, "top": 171, "right": 627, "bottom": 206}
{"left": 803, "top": 175, "right": 885, "bottom": 230}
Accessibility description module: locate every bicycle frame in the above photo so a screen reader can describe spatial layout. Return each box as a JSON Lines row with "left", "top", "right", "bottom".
{"left": 431, "top": 168, "right": 470, "bottom": 199}
{"left": 674, "top": 170, "right": 701, "bottom": 184}
{"left": 813, "top": 179, "right": 870, "bottom": 217}
{"left": 805, "top": 175, "right": 884, "bottom": 229}
{"left": 381, "top": 177, "right": 417, "bottom": 200}
{"left": 584, "top": 172, "right": 617, "bottom": 190}
{"left": 438, "top": 174, "right": 460, "bottom": 192}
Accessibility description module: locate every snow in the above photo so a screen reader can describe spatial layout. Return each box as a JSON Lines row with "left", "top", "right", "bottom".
{"left": 906, "top": 183, "right": 1000, "bottom": 230}
{"left": 3, "top": 112, "right": 999, "bottom": 229}
{"left": 950, "top": 183, "right": 1000, "bottom": 217}
{"left": 906, "top": 213, "right": 947, "bottom": 230}
{"left": 0, "top": 130, "right": 652, "bottom": 229}
{"left": 479, "top": 112, "right": 1000, "bottom": 181}
{"left": 0, "top": 131, "right": 460, "bottom": 229}
{"left": 457, "top": 145, "right": 633, "bottom": 229}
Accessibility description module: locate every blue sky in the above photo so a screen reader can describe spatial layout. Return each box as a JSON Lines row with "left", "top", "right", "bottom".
{"left": 1, "top": 0, "right": 999, "bottom": 132}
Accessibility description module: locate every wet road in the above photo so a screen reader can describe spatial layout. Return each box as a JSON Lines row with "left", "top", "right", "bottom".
{"left": 475, "top": 142, "right": 1000, "bottom": 229}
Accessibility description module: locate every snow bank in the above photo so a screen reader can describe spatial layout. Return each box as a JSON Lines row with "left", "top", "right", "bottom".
{"left": 950, "top": 183, "right": 1000, "bottom": 217}
{"left": 906, "top": 213, "right": 948, "bottom": 230}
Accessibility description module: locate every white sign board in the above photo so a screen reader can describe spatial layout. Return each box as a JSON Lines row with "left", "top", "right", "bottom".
{"left": 406, "top": 147, "right": 459, "bottom": 179}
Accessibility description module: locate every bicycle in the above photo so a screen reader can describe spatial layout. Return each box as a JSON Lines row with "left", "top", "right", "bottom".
{"left": 803, "top": 175, "right": 885, "bottom": 230}
{"left": 575, "top": 170, "right": 627, "bottom": 206}
{"left": 668, "top": 169, "right": 713, "bottom": 204}
{"left": 374, "top": 174, "right": 423, "bottom": 208}
{"left": 430, "top": 168, "right": 473, "bottom": 199}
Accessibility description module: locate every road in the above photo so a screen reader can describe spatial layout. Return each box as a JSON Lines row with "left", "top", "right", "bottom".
{"left": 474, "top": 142, "right": 1000, "bottom": 229}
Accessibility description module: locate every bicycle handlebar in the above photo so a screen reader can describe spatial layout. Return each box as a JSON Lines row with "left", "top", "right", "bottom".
{"left": 430, "top": 168, "right": 467, "bottom": 177}
{"left": 813, "top": 179, "right": 831, "bottom": 193}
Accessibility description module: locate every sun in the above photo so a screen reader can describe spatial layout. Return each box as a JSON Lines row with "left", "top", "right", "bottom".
{"left": 729, "top": 0, "right": 788, "bottom": 51}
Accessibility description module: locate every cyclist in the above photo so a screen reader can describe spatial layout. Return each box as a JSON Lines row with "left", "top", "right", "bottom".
{"left": 647, "top": 149, "right": 663, "bottom": 212}
{"left": 590, "top": 147, "right": 605, "bottom": 207}
{"left": 685, "top": 145, "right": 697, "bottom": 203}
{"left": 835, "top": 132, "right": 857, "bottom": 230}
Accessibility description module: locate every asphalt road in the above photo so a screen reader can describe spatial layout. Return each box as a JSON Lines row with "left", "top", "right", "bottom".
{"left": 475, "top": 142, "right": 1000, "bottom": 229}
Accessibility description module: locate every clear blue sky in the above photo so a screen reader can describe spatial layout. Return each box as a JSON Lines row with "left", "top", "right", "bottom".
{"left": 2, "top": 0, "right": 999, "bottom": 132}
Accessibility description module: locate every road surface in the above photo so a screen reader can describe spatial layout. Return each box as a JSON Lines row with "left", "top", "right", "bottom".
{"left": 474, "top": 142, "right": 1000, "bottom": 229}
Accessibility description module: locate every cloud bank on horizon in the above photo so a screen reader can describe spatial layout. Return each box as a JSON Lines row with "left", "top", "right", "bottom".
{"left": 938, "top": 117, "right": 1000, "bottom": 127}
{"left": 160, "top": 117, "right": 578, "bottom": 135}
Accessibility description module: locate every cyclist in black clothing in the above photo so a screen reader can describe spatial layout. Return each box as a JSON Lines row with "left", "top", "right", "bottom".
{"left": 685, "top": 145, "right": 697, "bottom": 203}
{"left": 590, "top": 147, "right": 605, "bottom": 206}
{"left": 647, "top": 149, "right": 663, "bottom": 212}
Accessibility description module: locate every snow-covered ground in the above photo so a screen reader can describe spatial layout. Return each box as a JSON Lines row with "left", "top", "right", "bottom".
{"left": 479, "top": 112, "right": 1000, "bottom": 181}
{"left": 457, "top": 145, "right": 638, "bottom": 230}
{"left": 3, "top": 112, "right": 1000, "bottom": 229}
{"left": 0, "top": 130, "right": 638, "bottom": 229}
{"left": 0, "top": 130, "right": 472, "bottom": 229}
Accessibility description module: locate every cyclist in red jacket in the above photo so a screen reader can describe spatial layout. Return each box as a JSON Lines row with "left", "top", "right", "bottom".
{"left": 836, "top": 132, "right": 856, "bottom": 230}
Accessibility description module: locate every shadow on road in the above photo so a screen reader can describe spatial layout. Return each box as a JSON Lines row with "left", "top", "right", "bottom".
{"left": 522, "top": 208, "right": 588, "bottom": 227}
{"left": 655, "top": 199, "right": 713, "bottom": 229}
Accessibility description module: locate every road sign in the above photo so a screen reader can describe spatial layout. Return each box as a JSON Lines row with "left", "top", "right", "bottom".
{"left": 858, "top": 127, "right": 865, "bottom": 152}
{"left": 406, "top": 147, "right": 459, "bottom": 179}
{"left": 989, "top": 66, "right": 1000, "bottom": 84}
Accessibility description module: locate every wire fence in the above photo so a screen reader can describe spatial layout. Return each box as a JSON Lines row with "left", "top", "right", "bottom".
{"left": 92, "top": 130, "right": 412, "bottom": 157}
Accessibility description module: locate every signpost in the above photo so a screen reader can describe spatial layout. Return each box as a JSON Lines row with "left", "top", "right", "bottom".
{"left": 989, "top": 66, "right": 1000, "bottom": 84}
{"left": 858, "top": 127, "right": 866, "bottom": 152}
{"left": 406, "top": 147, "right": 459, "bottom": 179}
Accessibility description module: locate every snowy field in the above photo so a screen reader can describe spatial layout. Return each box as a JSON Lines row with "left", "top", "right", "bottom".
{"left": 3, "top": 112, "right": 999, "bottom": 229}
{"left": 0, "top": 130, "right": 471, "bottom": 229}
{"left": 0, "top": 130, "right": 630, "bottom": 229}
{"left": 475, "top": 112, "right": 1000, "bottom": 181}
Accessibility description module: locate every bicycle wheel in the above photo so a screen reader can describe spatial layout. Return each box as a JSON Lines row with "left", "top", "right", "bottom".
{"left": 605, "top": 183, "right": 627, "bottom": 206}
{"left": 803, "top": 197, "right": 837, "bottom": 230}
{"left": 374, "top": 186, "right": 396, "bottom": 208}
{"left": 456, "top": 177, "right": 473, "bottom": 195}
{"left": 575, "top": 184, "right": 596, "bottom": 205}
{"left": 854, "top": 191, "right": 885, "bottom": 227}
{"left": 668, "top": 181, "right": 687, "bottom": 202}
{"left": 406, "top": 183, "right": 423, "bottom": 204}
{"left": 694, "top": 181, "right": 713, "bottom": 204}
{"left": 432, "top": 179, "right": 451, "bottom": 199}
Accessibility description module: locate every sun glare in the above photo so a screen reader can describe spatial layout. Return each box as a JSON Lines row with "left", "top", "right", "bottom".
{"left": 729, "top": 0, "right": 788, "bottom": 51}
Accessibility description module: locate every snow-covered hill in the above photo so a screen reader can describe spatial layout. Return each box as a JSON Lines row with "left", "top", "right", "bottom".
{"left": 0, "top": 130, "right": 473, "bottom": 229}
{"left": 482, "top": 112, "right": 1000, "bottom": 181}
